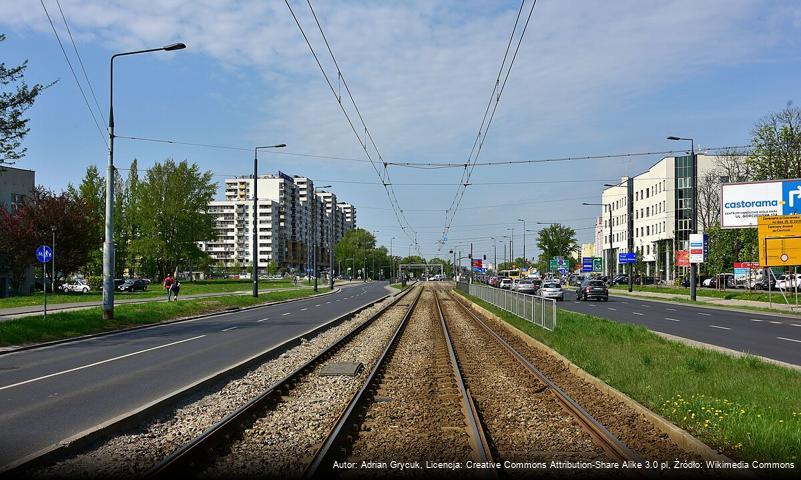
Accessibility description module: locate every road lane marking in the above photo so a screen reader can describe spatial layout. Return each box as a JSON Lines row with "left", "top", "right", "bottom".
{"left": 282, "top": 312, "right": 291, "bottom": 316}
{"left": 697, "top": 312, "right": 712, "bottom": 316}
{"left": 777, "top": 336, "right": 801, "bottom": 343}
{"left": 750, "top": 319, "right": 763, "bottom": 322}
{"left": 709, "top": 325, "right": 731, "bottom": 330}
{"left": 633, "top": 312, "right": 644, "bottom": 316}
{"left": 326, "top": 301, "right": 331, "bottom": 304}
{"left": 769, "top": 321, "right": 782, "bottom": 325}
{"left": 588, "top": 304, "right": 597, "bottom": 307}
{"left": 620, "top": 301, "right": 629, "bottom": 304}
{"left": 792, "top": 324, "right": 801, "bottom": 327}
{"left": 666, "top": 308, "right": 677, "bottom": 312}
{"left": 664, "top": 317, "right": 680, "bottom": 322}
{"left": 257, "top": 318, "right": 269, "bottom": 323}
{"left": 315, "top": 304, "right": 321, "bottom": 307}
{"left": 639, "top": 304, "right": 651, "bottom": 308}
{"left": 607, "top": 307, "right": 617, "bottom": 311}
{"left": 300, "top": 308, "right": 308, "bottom": 311}
{"left": 0, "top": 335, "right": 206, "bottom": 391}
{"left": 221, "top": 326, "right": 238, "bottom": 332}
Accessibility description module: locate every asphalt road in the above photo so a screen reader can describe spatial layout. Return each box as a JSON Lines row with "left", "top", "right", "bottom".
{"left": 0, "top": 281, "right": 391, "bottom": 469}
{"left": 558, "top": 289, "right": 801, "bottom": 366}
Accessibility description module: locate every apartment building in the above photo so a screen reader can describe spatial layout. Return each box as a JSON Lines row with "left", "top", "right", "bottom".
{"left": 596, "top": 154, "right": 719, "bottom": 281}
{"left": 0, "top": 166, "right": 36, "bottom": 296}
{"left": 199, "top": 172, "right": 356, "bottom": 274}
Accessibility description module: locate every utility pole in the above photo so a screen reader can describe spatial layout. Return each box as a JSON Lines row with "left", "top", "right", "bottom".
{"left": 330, "top": 204, "right": 335, "bottom": 289}
{"left": 518, "top": 219, "right": 526, "bottom": 261}
{"left": 627, "top": 177, "right": 634, "bottom": 293}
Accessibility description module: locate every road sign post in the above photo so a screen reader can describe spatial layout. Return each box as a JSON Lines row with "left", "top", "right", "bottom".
{"left": 36, "top": 245, "right": 53, "bottom": 318}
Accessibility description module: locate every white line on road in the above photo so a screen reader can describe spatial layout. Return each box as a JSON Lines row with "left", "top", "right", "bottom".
{"left": 769, "top": 321, "right": 782, "bottom": 325}
{"left": 750, "top": 319, "right": 763, "bottom": 322}
{"left": 326, "top": 301, "right": 331, "bottom": 304}
{"left": 257, "top": 318, "right": 269, "bottom": 323}
{"left": 315, "top": 304, "right": 321, "bottom": 307}
{"left": 709, "top": 325, "right": 731, "bottom": 330}
{"left": 589, "top": 304, "right": 597, "bottom": 307}
{"left": 777, "top": 336, "right": 801, "bottom": 343}
{"left": 607, "top": 307, "right": 617, "bottom": 311}
{"left": 282, "top": 312, "right": 291, "bottom": 316}
{"left": 300, "top": 308, "right": 308, "bottom": 311}
{"left": 0, "top": 335, "right": 206, "bottom": 391}
{"left": 697, "top": 312, "right": 712, "bottom": 316}
{"left": 664, "top": 317, "right": 680, "bottom": 322}
{"left": 792, "top": 324, "right": 801, "bottom": 327}
{"left": 221, "top": 326, "right": 238, "bottom": 332}
{"left": 666, "top": 308, "right": 677, "bottom": 312}
{"left": 640, "top": 304, "right": 651, "bottom": 308}
{"left": 633, "top": 312, "right": 644, "bottom": 316}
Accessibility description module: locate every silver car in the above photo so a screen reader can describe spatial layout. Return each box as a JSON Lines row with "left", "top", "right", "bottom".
{"left": 538, "top": 281, "right": 564, "bottom": 301}
{"left": 516, "top": 279, "right": 538, "bottom": 294}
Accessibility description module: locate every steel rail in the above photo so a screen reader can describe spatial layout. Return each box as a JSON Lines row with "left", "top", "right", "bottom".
{"left": 146, "top": 285, "right": 420, "bottom": 478}
{"left": 433, "top": 290, "right": 496, "bottom": 469}
{"left": 448, "top": 289, "right": 643, "bottom": 464}
{"left": 302, "top": 286, "right": 425, "bottom": 479}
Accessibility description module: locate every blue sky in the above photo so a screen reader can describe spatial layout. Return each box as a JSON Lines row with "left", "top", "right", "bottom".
{"left": 2, "top": 0, "right": 801, "bottom": 261}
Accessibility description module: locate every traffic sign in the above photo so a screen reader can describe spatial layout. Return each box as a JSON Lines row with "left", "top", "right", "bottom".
{"left": 558, "top": 268, "right": 567, "bottom": 275}
{"left": 36, "top": 245, "right": 53, "bottom": 263}
{"left": 548, "top": 259, "right": 558, "bottom": 272}
{"left": 581, "top": 257, "right": 593, "bottom": 273}
{"left": 618, "top": 252, "right": 636, "bottom": 264}
{"left": 592, "top": 257, "right": 603, "bottom": 272}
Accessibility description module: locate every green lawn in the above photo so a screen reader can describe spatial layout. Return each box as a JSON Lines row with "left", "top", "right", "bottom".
{"left": 0, "top": 288, "right": 324, "bottom": 347}
{"left": 611, "top": 284, "right": 795, "bottom": 304}
{"left": 390, "top": 283, "right": 409, "bottom": 291}
{"left": 0, "top": 279, "right": 298, "bottom": 309}
{"left": 455, "top": 290, "right": 801, "bottom": 462}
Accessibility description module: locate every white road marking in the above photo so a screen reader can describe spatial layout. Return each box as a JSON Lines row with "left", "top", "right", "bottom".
{"left": 300, "top": 308, "right": 308, "bottom": 311}
{"left": 633, "top": 312, "right": 644, "bottom": 316}
{"left": 282, "top": 312, "right": 291, "bottom": 316}
{"left": 709, "top": 325, "right": 731, "bottom": 330}
{"left": 221, "top": 326, "right": 238, "bottom": 332}
{"left": 777, "top": 336, "right": 801, "bottom": 344}
{"left": 750, "top": 319, "right": 763, "bottom": 322}
{"left": 257, "top": 318, "right": 269, "bottom": 323}
{"left": 326, "top": 301, "right": 331, "bottom": 304}
{"left": 589, "top": 304, "right": 597, "bottom": 307}
{"left": 620, "top": 301, "right": 629, "bottom": 304}
{"left": 666, "top": 308, "right": 677, "bottom": 312}
{"left": 0, "top": 335, "right": 206, "bottom": 391}
{"left": 664, "top": 317, "right": 680, "bottom": 322}
{"left": 769, "top": 321, "right": 782, "bottom": 325}
{"left": 607, "top": 307, "right": 617, "bottom": 311}
{"left": 315, "top": 304, "right": 321, "bottom": 308}
{"left": 697, "top": 312, "right": 712, "bottom": 317}
{"left": 640, "top": 304, "right": 651, "bottom": 308}
{"left": 792, "top": 324, "right": 801, "bottom": 327}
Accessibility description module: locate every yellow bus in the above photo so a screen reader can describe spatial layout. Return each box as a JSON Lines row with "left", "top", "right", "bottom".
{"left": 499, "top": 269, "right": 521, "bottom": 280}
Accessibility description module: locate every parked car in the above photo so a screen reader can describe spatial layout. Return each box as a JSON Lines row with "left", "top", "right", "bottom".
{"left": 634, "top": 276, "right": 656, "bottom": 285}
{"left": 60, "top": 279, "right": 91, "bottom": 293}
{"left": 610, "top": 275, "right": 628, "bottom": 286}
{"left": 499, "top": 278, "right": 512, "bottom": 289}
{"left": 118, "top": 279, "right": 148, "bottom": 292}
{"left": 776, "top": 274, "right": 801, "bottom": 290}
{"left": 707, "top": 274, "right": 736, "bottom": 289}
{"left": 538, "top": 281, "right": 564, "bottom": 301}
{"left": 576, "top": 279, "right": 609, "bottom": 301}
{"left": 750, "top": 277, "right": 776, "bottom": 290}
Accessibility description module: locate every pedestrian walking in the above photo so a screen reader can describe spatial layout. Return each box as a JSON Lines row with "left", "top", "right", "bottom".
{"left": 163, "top": 274, "right": 174, "bottom": 301}
{"left": 171, "top": 281, "right": 181, "bottom": 301}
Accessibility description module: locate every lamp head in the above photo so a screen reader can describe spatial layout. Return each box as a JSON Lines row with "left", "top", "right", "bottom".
{"left": 666, "top": 136, "right": 681, "bottom": 141}
{"left": 162, "top": 43, "right": 186, "bottom": 51}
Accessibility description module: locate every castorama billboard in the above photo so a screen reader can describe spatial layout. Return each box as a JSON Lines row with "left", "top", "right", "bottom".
{"left": 721, "top": 179, "right": 801, "bottom": 228}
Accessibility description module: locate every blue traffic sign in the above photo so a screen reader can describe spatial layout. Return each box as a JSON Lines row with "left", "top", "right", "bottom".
{"left": 581, "top": 257, "right": 594, "bottom": 273}
{"left": 36, "top": 245, "right": 53, "bottom": 263}
{"left": 618, "top": 252, "right": 636, "bottom": 264}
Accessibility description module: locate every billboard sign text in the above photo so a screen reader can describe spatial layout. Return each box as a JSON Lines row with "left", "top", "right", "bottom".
{"left": 721, "top": 179, "right": 801, "bottom": 228}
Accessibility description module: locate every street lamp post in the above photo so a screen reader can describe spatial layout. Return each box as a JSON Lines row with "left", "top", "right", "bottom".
{"left": 668, "top": 136, "right": 697, "bottom": 301}
{"left": 390, "top": 237, "right": 396, "bottom": 282}
{"left": 518, "top": 219, "right": 526, "bottom": 261}
{"left": 489, "top": 237, "right": 497, "bottom": 273}
{"left": 103, "top": 42, "right": 186, "bottom": 320}
{"left": 51, "top": 225, "right": 56, "bottom": 293}
{"left": 311, "top": 186, "right": 331, "bottom": 292}
{"left": 252, "top": 144, "right": 288, "bottom": 297}
{"left": 506, "top": 227, "right": 514, "bottom": 263}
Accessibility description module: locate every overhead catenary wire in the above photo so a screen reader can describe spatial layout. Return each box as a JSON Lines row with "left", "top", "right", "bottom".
{"left": 39, "top": 0, "right": 108, "bottom": 147}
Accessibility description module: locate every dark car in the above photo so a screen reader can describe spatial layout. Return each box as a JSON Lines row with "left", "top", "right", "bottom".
{"left": 610, "top": 275, "right": 628, "bottom": 285}
{"left": 118, "top": 279, "right": 148, "bottom": 292}
{"left": 680, "top": 276, "right": 700, "bottom": 288}
{"left": 576, "top": 280, "right": 609, "bottom": 301}
{"left": 635, "top": 276, "right": 656, "bottom": 285}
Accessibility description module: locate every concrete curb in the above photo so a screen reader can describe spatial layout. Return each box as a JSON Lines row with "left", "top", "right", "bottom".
{"left": 459, "top": 294, "right": 729, "bottom": 462}
{"left": 0, "top": 288, "right": 341, "bottom": 357}
{"left": 0, "top": 290, "right": 392, "bottom": 475}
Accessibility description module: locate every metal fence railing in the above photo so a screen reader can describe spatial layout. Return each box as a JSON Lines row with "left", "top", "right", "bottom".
{"left": 455, "top": 282, "right": 556, "bottom": 331}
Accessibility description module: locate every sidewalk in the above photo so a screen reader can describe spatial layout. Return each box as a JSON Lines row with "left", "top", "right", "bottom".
{"left": 610, "top": 289, "right": 801, "bottom": 316}
{"left": 0, "top": 286, "right": 313, "bottom": 320}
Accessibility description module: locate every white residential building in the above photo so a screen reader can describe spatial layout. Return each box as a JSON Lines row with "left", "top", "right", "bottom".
{"left": 596, "top": 154, "right": 719, "bottom": 281}
{"left": 199, "top": 172, "right": 356, "bottom": 274}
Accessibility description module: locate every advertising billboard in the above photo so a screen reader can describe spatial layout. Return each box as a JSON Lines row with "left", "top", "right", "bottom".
{"left": 721, "top": 179, "right": 801, "bottom": 228}
{"left": 689, "top": 233, "right": 708, "bottom": 264}
{"left": 675, "top": 250, "right": 689, "bottom": 267}
{"left": 757, "top": 215, "right": 801, "bottom": 267}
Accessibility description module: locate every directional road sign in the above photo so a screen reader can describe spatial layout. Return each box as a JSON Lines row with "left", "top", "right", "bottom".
{"left": 36, "top": 245, "right": 53, "bottom": 263}
{"left": 618, "top": 252, "right": 636, "bottom": 264}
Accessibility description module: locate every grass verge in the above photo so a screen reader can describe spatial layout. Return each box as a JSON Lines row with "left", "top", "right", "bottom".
{"left": 455, "top": 289, "right": 801, "bottom": 462}
{"left": 390, "top": 283, "right": 409, "bottom": 291}
{"left": 0, "top": 288, "right": 324, "bottom": 347}
{"left": 0, "top": 279, "right": 297, "bottom": 309}
{"left": 611, "top": 284, "right": 796, "bottom": 304}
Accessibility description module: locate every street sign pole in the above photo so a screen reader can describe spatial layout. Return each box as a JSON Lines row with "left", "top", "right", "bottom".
{"left": 36, "top": 245, "right": 53, "bottom": 318}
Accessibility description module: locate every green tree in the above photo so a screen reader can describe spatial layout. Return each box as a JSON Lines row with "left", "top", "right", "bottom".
{"left": 705, "top": 225, "right": 758, "bottom": 276}
{"left": 131, "top": 159, "right": 216, "bottom": 280}
{"left": 67, "top": 165, "right": 105, "bottom": 275}
{"left": 536, "top": 224, "right": 579, "bottom": 265}
{"left": 1, "top": 33, "right": 54, "bottom": 164}
{"left": 428, "top": 257, "right": 452, "bottom": 277}
{"left": 747, "top": 104, "right": 801, "bottom": 181}
{"left": 335, "top": 228, "right": 375, "bottom": 278}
